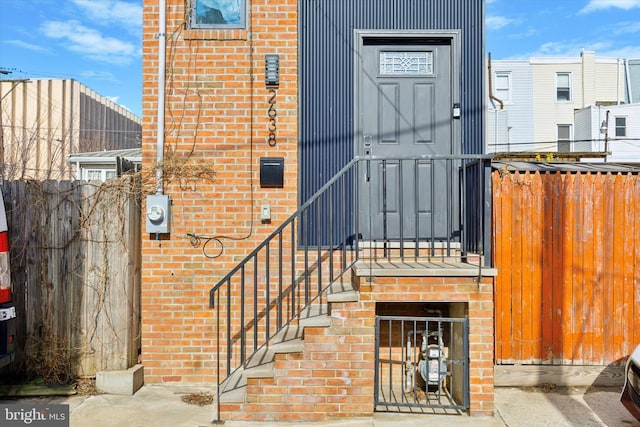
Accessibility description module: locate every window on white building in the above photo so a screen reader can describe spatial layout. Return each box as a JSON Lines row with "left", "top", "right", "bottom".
{"left": 557, "top": 124, "right": 572, "bottom": 152}
{"left": 189, "top": 0, "right": 247, "bottom": 29}
{"left": 556, "top": 73, "right": 571, "bottom": 102}
{"left": 494, "top": 73, "right": 511, "bottom": 103}
{"left": 83, "top": 169, "right": 117, "bottom": 182}
{"left": 615, "top": 117, "right": 627, "bottom": 137}
{"left": 86, "top": 170, "right": 102, "bottom": 181}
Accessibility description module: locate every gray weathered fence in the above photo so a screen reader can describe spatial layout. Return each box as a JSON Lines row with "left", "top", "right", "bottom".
{"left": 2, "top": 178, "right": 141, "bottom": 381}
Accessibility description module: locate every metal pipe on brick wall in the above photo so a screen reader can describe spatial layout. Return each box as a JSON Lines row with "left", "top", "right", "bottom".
{"left": 155, "top": 0, "right": 166, "bottom": 195}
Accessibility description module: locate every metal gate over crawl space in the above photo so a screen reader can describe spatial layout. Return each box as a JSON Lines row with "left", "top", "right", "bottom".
{"left": 375, "top": 316, "right": 469, "bottom": 413}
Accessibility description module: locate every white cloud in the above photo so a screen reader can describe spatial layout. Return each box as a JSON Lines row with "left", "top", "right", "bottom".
{"left": 614, "top": 21, "right": 640, "bottom": 34}
{"left": 523, "top": 40, "right": 624, "bottom": 59}
{"left": 580, "top": 0, "right": 640, "bottom": 13}
{"left": 486, "top": 15, "right": 516, "bottom": 31}
{"left": 41, "top": 20, "right": 140, "bottom": 65}
{"left": 71, "top": 0, "right": 142, "bottom": 31}
{"left": 79, "top": 70, "right": 117, "bottom": 82}
{"left": 4, "top": 40, "right": 48, "bottom": 53}
{"left": 597, "top": 45, "right": 640, "bottom": 58}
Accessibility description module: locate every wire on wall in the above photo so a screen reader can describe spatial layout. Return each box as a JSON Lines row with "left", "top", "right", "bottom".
{"left": 183, "top": 1, "right": 255, "bottom": 258}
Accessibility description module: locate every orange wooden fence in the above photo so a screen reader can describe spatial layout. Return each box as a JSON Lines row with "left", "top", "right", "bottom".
{"left": 493, "top": 170, "right": 640, "bottom": 365}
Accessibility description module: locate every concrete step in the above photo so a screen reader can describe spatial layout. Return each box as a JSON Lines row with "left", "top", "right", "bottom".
{"left": 219, "top": 369, "right": 245, "bottom": 403}
{"left": 327, "top": 281, "right": 359, "bottom": 303}
{"left": 218, "top": 318, "right": 325, "bottom": 404}
{"left": 273, "top": 324, "right": 304, "bottom": 342}
{"left": 219, "top": 385, "right": 245, "bottom": 403}
{"left": 219, "top": 286, "right": 360, "bottom": 407}
{"left": 299, "top": 304, "right": 331, "bottom": 327}
{"left": 244, "top": 362, "right": 274, "bottom": 379}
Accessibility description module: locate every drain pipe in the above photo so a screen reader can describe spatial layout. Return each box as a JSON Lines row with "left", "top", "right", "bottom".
{"left": 145, "top": 0, "right": 171, "bottom": 236}
{"left": 487, "top": 53, "right": 504, "bottom": 152}
{"left": 487, "top": 53, "right": 504, "bottom": 110}
{"left": 156, "top": 0, "right": 166, "bottom": 195}
{"left": 624, "top": 59, "right": 634, "bottom": 104}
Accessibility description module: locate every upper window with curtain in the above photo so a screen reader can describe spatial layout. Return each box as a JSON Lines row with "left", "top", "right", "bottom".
{"left": 557, "top": 124, "right": 572, "bottom": 152}
{"left": 494, "top": 73, "right": 511, "bottom": 104}
{"left": 188, "top": 0, "right": 247, "bottom": 29}
{"left": 556, "top": 72, "right": 571, "bottom": 102}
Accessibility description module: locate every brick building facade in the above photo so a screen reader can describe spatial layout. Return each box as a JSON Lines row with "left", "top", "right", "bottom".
{"left": 141, "top": 0, "right": 494, "bottom": 421}
{"left": 141, "top": 0, "right": 299, "bottom": 384}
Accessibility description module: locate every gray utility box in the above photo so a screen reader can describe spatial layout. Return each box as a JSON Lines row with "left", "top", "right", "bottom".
{"left": 145, "top": 194, "right": 171, "bottom": 234}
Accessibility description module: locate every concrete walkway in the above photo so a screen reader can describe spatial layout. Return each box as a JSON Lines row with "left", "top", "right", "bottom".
{"left": 1, "top": 384, "right": 638, "bottom": 426}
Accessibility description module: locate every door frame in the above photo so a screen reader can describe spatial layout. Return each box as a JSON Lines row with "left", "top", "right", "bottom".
{"left": 353, "top": 30, "right": 463, "bottom": 242}
{"left": 353, "top": 29, "right": 462, "bottom": 158}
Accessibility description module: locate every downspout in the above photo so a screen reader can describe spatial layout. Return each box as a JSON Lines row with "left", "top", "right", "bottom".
{"left": 495, "top": 109, "right": 499, "bottom": 151}
{"left": 156, "top": 0, "right": 166, "bottom": 195}
{"left": 624, "top": 59, "right": 633, "bottom": 104}
{"left": 617, "top": 58, "right": 622, "bottom": 105}
{"left": 604, "top": 109, "right": 610, "bottom": 161}
{"left": 487, "top": 53, "right": 504, "bottom": 152}
{"left": 487, "top": 53, "right": 504, "bottom": 110}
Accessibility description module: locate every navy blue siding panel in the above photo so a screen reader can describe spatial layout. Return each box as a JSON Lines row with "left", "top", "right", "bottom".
{"left": 299, "top": 0, "right": 485, "bottom": 203}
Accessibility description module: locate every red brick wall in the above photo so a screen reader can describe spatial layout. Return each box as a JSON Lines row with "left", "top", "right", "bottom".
{"left": 360, "top": 276, "right": 495, "bottom": 416}
{"left": 142, "top": 2, "right": 494, "bottom": 419}
{"left": 221, "top": 300, "right": 376, "bottom": 422}
{"left": 220, "top": 275, "right": 495, "bottom": 421}
{"left": 141, "top": 0, "right": 299, "bottom": 383}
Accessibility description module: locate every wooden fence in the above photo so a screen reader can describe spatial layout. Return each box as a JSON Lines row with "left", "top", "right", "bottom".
{"left": 2, "top": 179, "right": 141, "bottom": 381}
{"left": 493, "top": 170, "right": 640, "bottom": 365}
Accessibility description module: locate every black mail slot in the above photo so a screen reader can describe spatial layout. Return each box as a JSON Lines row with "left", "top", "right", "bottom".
{"left": 260, "top": 157, "right": 284, "bottom": 188}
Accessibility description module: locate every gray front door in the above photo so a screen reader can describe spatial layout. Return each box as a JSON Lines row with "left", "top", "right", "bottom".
{"left": 357, "top": 39, "right": 453, "bottom": 241}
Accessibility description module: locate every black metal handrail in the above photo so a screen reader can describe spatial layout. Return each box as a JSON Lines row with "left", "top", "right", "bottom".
{"left": 209, "top": 154, "right": 492, "bottom": 411}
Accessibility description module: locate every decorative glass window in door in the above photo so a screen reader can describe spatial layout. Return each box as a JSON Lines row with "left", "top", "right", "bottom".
{"left": 189, "top": 0, "right": 246, "bottom": 29}
{"left": 379, "top": 51, "right": 433, "bottom": 76}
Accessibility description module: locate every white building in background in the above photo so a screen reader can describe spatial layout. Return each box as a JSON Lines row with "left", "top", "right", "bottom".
{"left": 629, "top": 59, "right": 640, "bottom": 104}
{"left": 487, "top": 51, "right": 635, "bottom": 156}
{"left": 67, "top": 148, "right": 142, "bottom": 182}
{"left": 575, "top": 104, "right": 640, "bottom": 162}
{"left": 0, "top": 78, "right": 141, "bottom": 180}
{"left": 487, "top": 59, "right": 535, "bottom": 152}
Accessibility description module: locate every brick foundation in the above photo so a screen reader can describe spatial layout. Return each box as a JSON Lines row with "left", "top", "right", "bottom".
{"left": 220, "top": 270, "right": 495, "bottom": 421}
{"left": 142, "top": 0, "right": 494, "bottom": 421}
{"left": 359, "top": 274, "right": 496, "bottom": 416}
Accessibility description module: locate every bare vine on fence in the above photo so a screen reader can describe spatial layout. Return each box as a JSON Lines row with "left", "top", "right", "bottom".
{"left": 1, "top": 148, "right": 218, "bottom": 383}
{"left": 5, "top": 177, "right": 137, "bottom": 382}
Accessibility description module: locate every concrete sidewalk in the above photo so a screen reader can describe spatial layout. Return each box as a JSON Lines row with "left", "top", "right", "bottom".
{"left": 2, "top": 384, "right": 638, "bottom": 426}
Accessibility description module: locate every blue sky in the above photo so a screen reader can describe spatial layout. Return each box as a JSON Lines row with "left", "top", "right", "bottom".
{"left": 1, "top": 0, "right": 639, "bottom": 119}
{"left": 0, "top": 0, "right": 142, "bottom": 116}
{"left": 487, "top": 0, "right": 640, "bottom": 59}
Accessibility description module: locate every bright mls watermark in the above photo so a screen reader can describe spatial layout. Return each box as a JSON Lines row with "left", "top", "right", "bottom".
{"left": 1, "top": 404, "right": 69, "bottom": 426}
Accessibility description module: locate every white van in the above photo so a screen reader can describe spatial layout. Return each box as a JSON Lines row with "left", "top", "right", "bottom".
{"left": 0, "top": 190, "right": 15, "bottom": 368}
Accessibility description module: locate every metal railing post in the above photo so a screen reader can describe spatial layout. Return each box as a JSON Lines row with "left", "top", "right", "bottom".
{"left": 208, "top": 154, "right": 492, "bottom": 396}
